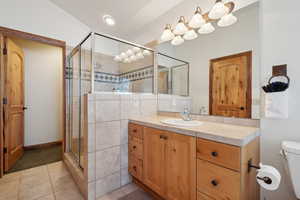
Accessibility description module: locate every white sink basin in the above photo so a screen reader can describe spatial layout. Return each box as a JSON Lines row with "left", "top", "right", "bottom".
{"left": 160, "top": 118, "right": 203, "bottom": 127}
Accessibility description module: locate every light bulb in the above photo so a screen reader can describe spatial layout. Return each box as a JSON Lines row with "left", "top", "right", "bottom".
{"left": 132, "top": 47, "right": 141, "bottom": 53}
{"left": 120, "top": 52, "right": 127, "bottom": 59}
{"left": 183, "top": 29, "right": 198, "bottom": 40}
{"left": 188, "top": 7, "right": 205, "bottom": 28}
{"left": 113, "top": 55, "right": 122, "bottom": 62}
{"left": 136, "top": 52, "right": 144, "bottom": 59}
{"left": 217, "top": 13, "right": 237, "bottom": 27}
{"left": 198, "top": 23, "right": 215, "bottom": 34}
{"left": 173, "top": 16, "right": 188, "bottom": 35}
{"left": 126, "top": 49, "right": 134, "bottom": 57}
{"left": 208, "top": 0, "right": 229, "bottom": 19}
{"left": 161, "top": 24, "right": 175, "bottom": 42}
{"left": 130, "top": 55, "right": 137, "bottom": 62}
{"left": 143, "top": 50, "right": 151, "bottom": 56}
{"left": 171, "top": 35, "right": 184, "bottom": 46}
{"left": 124, "top": 58, "right": 130, "bottom": 63}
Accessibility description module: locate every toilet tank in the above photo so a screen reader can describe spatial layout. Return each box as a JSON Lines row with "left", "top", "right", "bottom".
{"left": 282, "top": 141, "right": 300, "bottom": 199}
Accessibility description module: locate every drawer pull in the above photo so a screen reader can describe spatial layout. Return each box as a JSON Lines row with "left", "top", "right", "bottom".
{"left": 160, "top": 135, "right": 168, "bottom": 140}
{"left": 133, "top": 166, "right": 137, "bottom": 171}
{"left": 211, "top": 180, "right": 218, "bottom": 186}
{"left": 211, "top": 151, "right": 218, "bottom": 157}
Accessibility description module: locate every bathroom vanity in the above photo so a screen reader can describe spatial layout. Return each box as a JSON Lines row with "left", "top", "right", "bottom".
{"left": 128, "top": 116, "right": 260, "bottom": 200}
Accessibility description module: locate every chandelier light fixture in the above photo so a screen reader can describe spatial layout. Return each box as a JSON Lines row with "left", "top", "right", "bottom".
{"left": 173, "top": 16, "right": 188, "bottom": 35}
{"left": 160, "top": 0, "right": 236, "bottom": 46}
{"left": 114, "top": 47, "right": 152, "bottom": 63}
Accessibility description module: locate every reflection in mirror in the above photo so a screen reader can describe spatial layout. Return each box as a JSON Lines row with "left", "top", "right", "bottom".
{"left": 157, "top": 53, "right": 191, "bottom": 113}
{"left": 157, "top": 2, "right": 260, "bottom": 119}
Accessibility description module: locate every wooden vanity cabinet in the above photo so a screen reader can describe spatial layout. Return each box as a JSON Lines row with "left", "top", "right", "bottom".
{"left": 129, "top": 123, "right": 196, "bottom": 200}
{"left": 128, "top": 122, "right": 259, "bottom": 200}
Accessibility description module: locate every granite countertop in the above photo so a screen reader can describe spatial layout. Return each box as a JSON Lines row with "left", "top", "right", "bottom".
{"left": 129, "top": 115, "right": 260, "bottom": 147}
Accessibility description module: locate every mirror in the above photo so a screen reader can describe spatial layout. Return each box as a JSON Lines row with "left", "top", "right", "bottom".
{"left": 156, "top": 2, "right": 260, "bottom": 119}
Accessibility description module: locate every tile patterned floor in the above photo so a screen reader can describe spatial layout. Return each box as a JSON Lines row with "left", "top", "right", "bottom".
{"left": 0, "top": 161, "right": 148, "bottom": 200}
{"left": 0, "top": 161, "right": 83, "bottom": 200}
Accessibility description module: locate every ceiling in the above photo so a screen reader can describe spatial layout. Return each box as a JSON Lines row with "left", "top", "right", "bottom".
{"left": 50, "top": 0, "right": 258, "bottom": 43}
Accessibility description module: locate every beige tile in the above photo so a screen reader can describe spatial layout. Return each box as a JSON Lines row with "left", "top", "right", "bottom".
{"left": 96, "top": 147, "right": 120, "bottom": 179}
{"left": 47, "top": 161, "right": 70, "bottom": 182}
{"left": 51, "top": 174, "right": 78, "bottom": 193}
{"left": 97, "top": 189, "right": 126, "bottom": 200}
{"left": 19, "top": 182, "right": 52, "bottom": 200}
{"left": 96, "top": 172, "right": 121, "bottom": 198}
{"left": 21, "top": 165, "right": 48, "bottom": 177}
{"left": 35, "top": 194, "right": 55, "bottom": 200}
{"left": 55, "top": 187, "right": 84, "bottom": 200}
{"left": 88, "top": 152, "right": 96, "bottom": 182}
{"left": 0, "top": 171, "right": 21, "bottom": 184}
{"left": 120, "top": 183, "right": 139, "bottom": 195}
{"left": 96, "top": 121, "right": 121, "bottom": 151}
{"left": 20, "top": 171, "right": 50, "bottom": 188}
{"left": 0, "top": 180, "right": 19, "bottom": 200}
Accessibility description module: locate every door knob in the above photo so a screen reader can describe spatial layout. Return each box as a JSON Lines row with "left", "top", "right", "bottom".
{"left": 211, "top": 180, "right": 218, "bottom": 186}
{"left": 211, "top": 151, "right": 218, "bottom": 157}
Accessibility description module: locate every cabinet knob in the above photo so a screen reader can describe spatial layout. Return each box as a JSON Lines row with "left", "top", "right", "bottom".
{"left": 211, "top": 151, "right": 218, "bottom": 157}
{"left": 160, "top": 135, "right": 168, "bottom": 140}
{"left": 133, "top": 166, "right": 137, "bottom": 171}
{"left": 133, "top": 145, "right": 137, "bottom": 149}
{"left": 133, "top": 129, "right": 137, "bottom": 133}
{"left": 240, "top": 107, "right": 245, "bottom": 110}
{"left": 211, "top": 180, "right": 218, "bottom": 186}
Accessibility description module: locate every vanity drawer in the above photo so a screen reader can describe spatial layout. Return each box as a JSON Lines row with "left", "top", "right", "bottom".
{"left": 197, "top": 159, "right": 240, "bottom": 200}
{"left": 197, "top": 192, "right": 215, "bottom": 200}
{"left": 129, "top": 123, "right": 144, "bottom": 139}
{"left": 129, "top": 137, "right": 143, "bottom": 159}
{"left": 196, "top": 138, "right": 241, "bottom": 171}
{"left": 129, "top": 155, "right": 143, "bottom": 181}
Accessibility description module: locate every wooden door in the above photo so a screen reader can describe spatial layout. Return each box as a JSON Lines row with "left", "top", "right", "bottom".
{"left": 143, "top": 127, "right": 167, "bottom": 197}
{"left": 3, "top": 38, "right": 25, "bottom": 171}
{"left": 210, "top": 51, "right": 251, "bottom": 118}
{"left": 165, "top": 132, "right": 196, "bottom": 200}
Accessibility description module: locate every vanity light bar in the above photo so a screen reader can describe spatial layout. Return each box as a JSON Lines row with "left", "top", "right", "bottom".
{"left": 161, "top": 1, "right": 237, "bottom": 45}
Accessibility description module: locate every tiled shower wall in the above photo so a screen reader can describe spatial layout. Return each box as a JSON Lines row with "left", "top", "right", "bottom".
{"left": 86, "top": 92, "right": 157, "bottom": 200}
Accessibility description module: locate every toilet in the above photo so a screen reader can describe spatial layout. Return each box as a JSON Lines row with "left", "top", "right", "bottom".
{"left": 282, "top": 141, "right": 300, "bottom": 199}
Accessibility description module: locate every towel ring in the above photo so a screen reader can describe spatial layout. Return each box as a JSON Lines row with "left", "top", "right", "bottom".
{"left": 268, "top": 75, "right": 290, "bottom": 87}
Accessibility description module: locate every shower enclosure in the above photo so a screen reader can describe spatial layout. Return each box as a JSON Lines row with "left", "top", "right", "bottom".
{"left": 64, "top": 32, "right": 188, "bottom": 199}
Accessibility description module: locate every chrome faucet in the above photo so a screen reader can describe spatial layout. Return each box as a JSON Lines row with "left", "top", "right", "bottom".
{"left": 181, "top": 107, "right": 192, "bottom": 121}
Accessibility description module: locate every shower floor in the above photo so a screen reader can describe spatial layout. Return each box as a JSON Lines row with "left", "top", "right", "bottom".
{"left": 7, "top": 144, "right": 62, "bottom": 173}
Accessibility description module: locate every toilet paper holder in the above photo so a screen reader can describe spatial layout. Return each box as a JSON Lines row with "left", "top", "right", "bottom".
{"left": 248, "top": 159, "right": 273, "bottom": 185}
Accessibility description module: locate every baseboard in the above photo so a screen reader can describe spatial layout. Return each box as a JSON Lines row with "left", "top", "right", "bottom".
{"left": 24, "top": 141, "right": 62, "bottom": 150}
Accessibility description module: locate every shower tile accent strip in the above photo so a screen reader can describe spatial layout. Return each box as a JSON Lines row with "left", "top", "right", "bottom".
{"left": 65, "top": 66, "right": 154, "bottom": 83}
{"left": 85, "top": 92, "right": 157, "bottom": 200}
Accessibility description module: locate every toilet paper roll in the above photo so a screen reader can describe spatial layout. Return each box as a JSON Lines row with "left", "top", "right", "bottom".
{"left": 256, "top": 163, "right": 281, "bottom": 191}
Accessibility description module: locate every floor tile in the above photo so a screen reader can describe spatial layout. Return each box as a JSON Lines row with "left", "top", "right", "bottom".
{"left": 19, "top": 182, "right": 52, "bottom": 200}
{"left": 0, "top": 171, "right": 21, "bottom": 184}
{"left": 0, "top": 180, "right": 19, "bottom": 200}
{"left": 55, "top": 187, "right": 84, "bottom": 200}
{"left": 35, "top": 194, "right": 55, "bottom": 200}
{"left": 120, "top": 183, "right": 139, "bottom": 195}
{"left": 51, "top": 174, "right": 78, "bottom": 193}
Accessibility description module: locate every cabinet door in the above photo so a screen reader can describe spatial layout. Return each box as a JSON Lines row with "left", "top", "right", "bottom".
{"left": 143, "top": 127, "right": 167, "bottom": 197}
{"left": 165, "top": 132, "right": 196, "bottom": 200}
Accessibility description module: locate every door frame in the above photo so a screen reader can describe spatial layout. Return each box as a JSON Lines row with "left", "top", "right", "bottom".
{"left": 0, "top": 26, "right": 67, "bottom": 177}
{"left": 209, "top": 51, "right": 252, "bottom": 118}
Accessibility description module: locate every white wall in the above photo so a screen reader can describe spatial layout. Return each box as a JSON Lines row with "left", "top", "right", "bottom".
{"left": 0, "top": 0, "right": 90, "bottom": 47}
{"left": 13, "top": 39, "right": 63, "bottom": 146}
{"left": 260, "top": 0, "right": 300, "bottom": 199}
{"left": 164, "top": 3, "right": 260, "bottom": 117}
